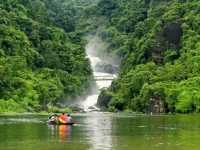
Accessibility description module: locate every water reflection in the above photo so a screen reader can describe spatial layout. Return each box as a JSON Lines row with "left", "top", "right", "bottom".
{"left": 48, "top": 125, "right": 72, "bottom": 142}
{"left": 48, "top": 124, "right": 57, "bottom": 137}
{"left": 83, "top": 113, "right": 113, "bottom": 150}
{"left": 59, "top": 125, "right": 72, "bottom": 141}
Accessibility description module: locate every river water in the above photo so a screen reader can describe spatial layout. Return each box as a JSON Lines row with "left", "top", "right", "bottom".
{"left": 1, "top": 113, "right": 200, "bottom": 150}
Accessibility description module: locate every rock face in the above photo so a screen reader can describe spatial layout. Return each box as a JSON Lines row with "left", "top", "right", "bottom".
{"left": 95, "top": 62, "right": 118, "bottom": 74}
{"left": 149, "top": 97, "right": 166, "bottom": 114}
{"left": 163, "top": 22, "right": 182, "bottom": 47}
{"left": 151, "top": 22, "right": 183, "bottom": 64}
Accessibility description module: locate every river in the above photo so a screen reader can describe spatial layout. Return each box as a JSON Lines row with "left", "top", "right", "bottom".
{"left": 1, "top": 113, "right": 200, "bottom": 150}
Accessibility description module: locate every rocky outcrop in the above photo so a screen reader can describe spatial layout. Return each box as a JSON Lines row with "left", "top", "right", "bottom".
{"left": 97, "top": 89, "right": 112, "bottom": 110}
{"left": 163, "top": 22, "right": 182, "bottom": 48}
{"left": 149, "top": 96, "right": 166, "bottom": 114}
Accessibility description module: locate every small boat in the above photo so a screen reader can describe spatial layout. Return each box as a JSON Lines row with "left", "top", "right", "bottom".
{"left": 47, "top": 120, "right": 74, "bottom": 125}
{"left": 47, "top": 114, "right": 75, "bottom": 125}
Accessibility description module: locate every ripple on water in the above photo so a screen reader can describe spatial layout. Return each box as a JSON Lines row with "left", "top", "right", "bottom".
{"left": 0, "top": 118, "right": 44, "bottom": 124}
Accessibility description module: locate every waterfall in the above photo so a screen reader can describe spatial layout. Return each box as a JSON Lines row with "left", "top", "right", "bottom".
{"left": 82, "top": 37, "right": 117, "bottom": 112}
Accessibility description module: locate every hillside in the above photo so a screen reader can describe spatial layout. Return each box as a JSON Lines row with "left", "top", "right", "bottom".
{"left": 1, "top": 0, "right": 200, "bottom": 114}
{"left": 0, "top": 0, "right": 92, "bottom": 112}
{"left": 94, "top": 0, "right": 200, "bottom": 113}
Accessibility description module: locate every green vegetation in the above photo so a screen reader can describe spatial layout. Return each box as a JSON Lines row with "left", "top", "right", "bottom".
{"left": 1, "top": 0, "right": 200, "bottom": 114}
{"left": 0, "top": 0, "right": 92, "bottom": 112}
{"left": 94, "top": 0, "right": 200, "bottom": 113}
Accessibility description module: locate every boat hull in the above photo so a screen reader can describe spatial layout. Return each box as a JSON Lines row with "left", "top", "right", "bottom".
{"left": 48, "top": 121, "right": 74, "bottom": 125}
{"left": 48, "top": 120, "right": 74, "bottom": 125}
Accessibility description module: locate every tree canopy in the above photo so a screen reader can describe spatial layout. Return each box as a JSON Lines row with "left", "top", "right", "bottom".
{"left": 1, "top": 0, "right": 200, "bottom": 113}
{"left": 93, "top": 0, "right": 200, "bottom": 113}
{"left": 0, "top": 0, "right": 92, "bottom": 112}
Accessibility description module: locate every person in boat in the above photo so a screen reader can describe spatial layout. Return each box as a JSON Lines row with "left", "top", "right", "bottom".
{"left": 67, "top": 114, "right": 73, "bottom": 123}
{"left": 48, "top": 114, "right": 58, "bottom": 124}
{"left": 58, "top": 113, "right": 68, "bottom": 124}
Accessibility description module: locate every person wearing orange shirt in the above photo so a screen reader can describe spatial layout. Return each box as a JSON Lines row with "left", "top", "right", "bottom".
{"left": 58, "top": 113, "right": 68, "bottom": 124}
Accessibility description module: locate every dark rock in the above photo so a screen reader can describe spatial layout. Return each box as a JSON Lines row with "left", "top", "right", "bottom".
{"left": 95, "top": 62, "right": 118, "bottom": 74}
{"left": 163, "top": 22, "right": 182, "bottom": 47}
{"left": 69, "top": 104, "right": 85, "bottom": 112}
{"left": 97, "top": 89, "right": 112, "bottom": 109}
{"left": 149, "top": 96, "right": 166, "bottom": 114}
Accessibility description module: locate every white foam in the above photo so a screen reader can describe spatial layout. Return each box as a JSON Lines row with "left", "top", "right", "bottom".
{"left": 82, "top": 37, "right": 117, "bottom": 111}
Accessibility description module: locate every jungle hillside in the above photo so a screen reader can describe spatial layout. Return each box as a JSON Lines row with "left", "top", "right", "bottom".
{"left": 1, "top": 0, "right": 200, "bottom": 114}
{"left": 95, "top": 0, "right": 200, "bottom": 114}
{"left": 0, "top": 0, "right": 93, "bottom": 112}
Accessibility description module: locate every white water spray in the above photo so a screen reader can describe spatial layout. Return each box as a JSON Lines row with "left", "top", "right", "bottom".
{"left": 82, "top": 37, "right": 117, "bottom": 112}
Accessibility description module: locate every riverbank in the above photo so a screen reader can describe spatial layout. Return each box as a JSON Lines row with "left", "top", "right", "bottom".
{"left": 1, "top": 110, "right": 200, "bottom": 117}
{"left": 0, "top": 107, "right": 73, "bottom": 115}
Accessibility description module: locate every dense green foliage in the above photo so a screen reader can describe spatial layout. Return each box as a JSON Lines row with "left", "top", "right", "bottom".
{"left": 94, "top": 0, "right": 200, "bottom": 113}
{"left": 0, "top": 0, "right": 92, "bottom": 112}
{"left": 1, "top": 0, "right": 200, "bottom": 114}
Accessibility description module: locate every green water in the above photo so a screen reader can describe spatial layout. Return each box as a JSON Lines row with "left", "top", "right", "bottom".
{"left": 0, "top": 113, "right": 200, "bottom": 150}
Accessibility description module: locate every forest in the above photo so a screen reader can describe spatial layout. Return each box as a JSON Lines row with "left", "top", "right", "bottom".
{"left": 95, "top": 0, "right": 200, "bottom": 113}
{"left": 1, "top": 0, "right": 200, "bottom": 113}
{"left": 0, "top": 0, "right": 93, "bottom": 112}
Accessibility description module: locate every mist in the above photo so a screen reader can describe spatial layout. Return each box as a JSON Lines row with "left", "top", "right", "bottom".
{"left": 80, "top": 35, "right": 118, "bottom": 111}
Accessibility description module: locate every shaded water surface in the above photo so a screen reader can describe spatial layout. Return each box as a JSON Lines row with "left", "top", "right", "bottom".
{"left": 0, "top": 113, "right": 200, "bottom": 150}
